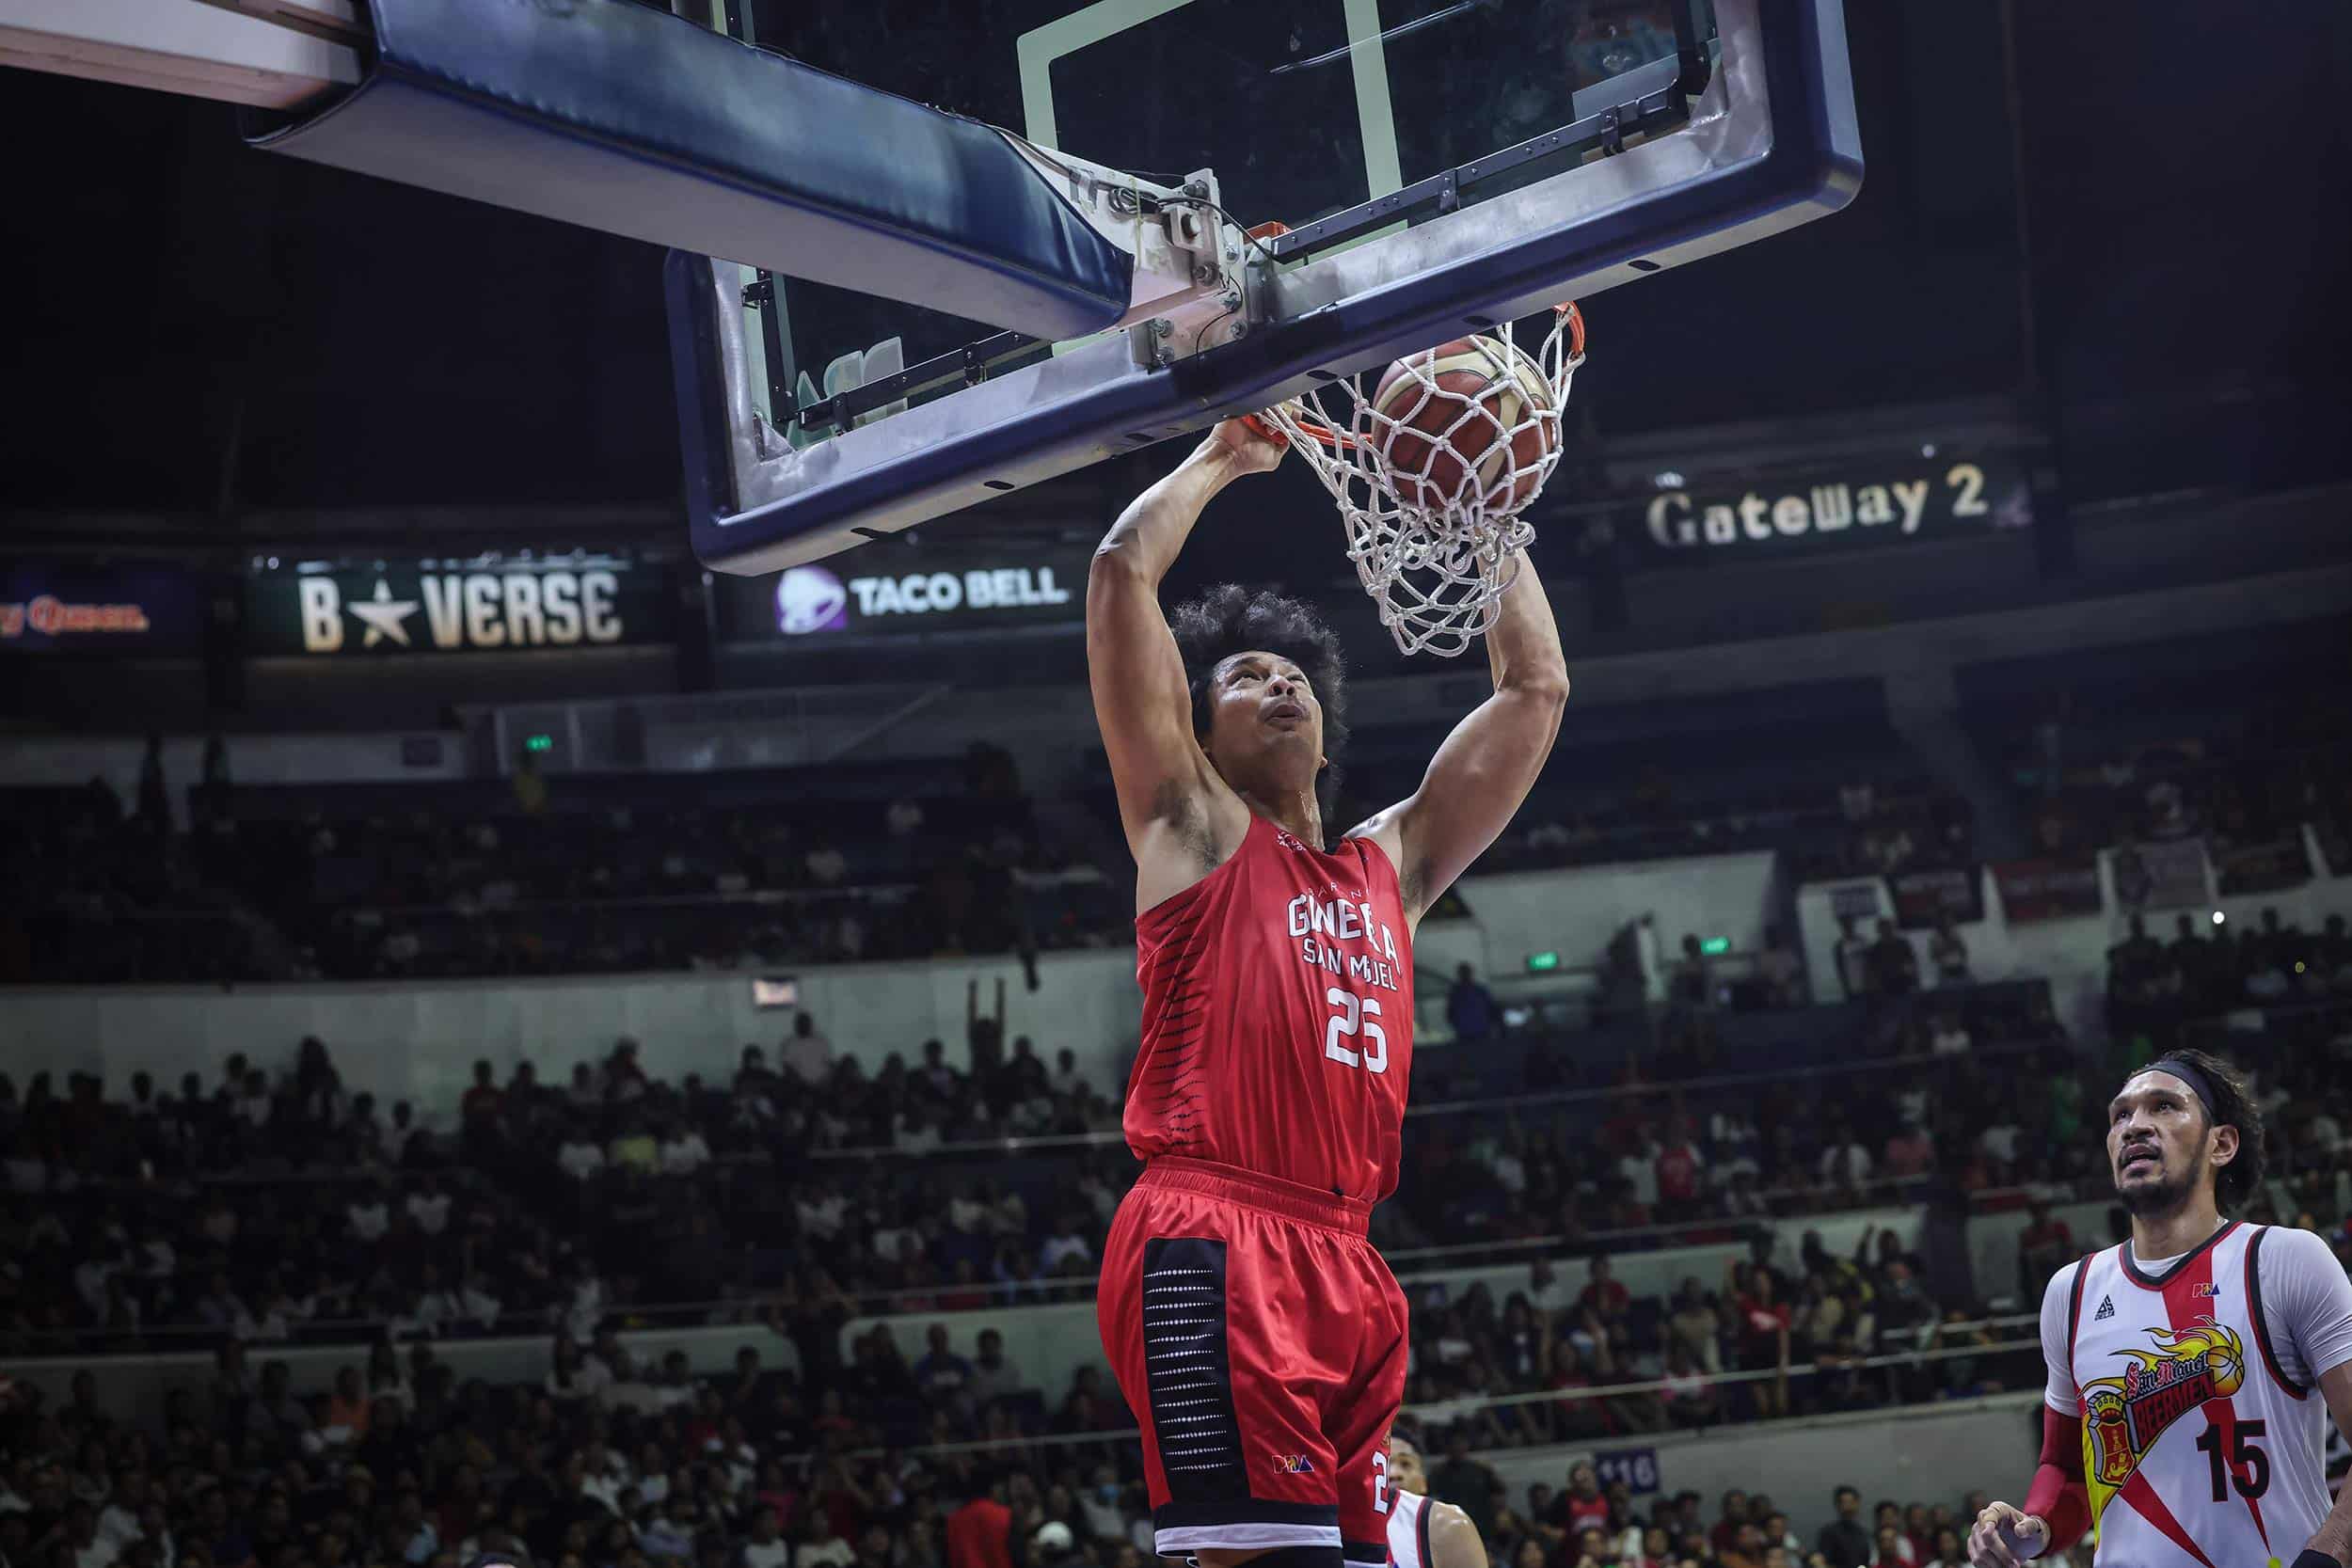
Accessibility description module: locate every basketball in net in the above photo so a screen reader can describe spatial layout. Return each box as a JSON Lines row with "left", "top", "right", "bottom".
{"left": 1250, "top": 303, "right": 1585, "bottom": 658}
{"left": 1366, "top": 334, "right": 1560, "bottom": 514}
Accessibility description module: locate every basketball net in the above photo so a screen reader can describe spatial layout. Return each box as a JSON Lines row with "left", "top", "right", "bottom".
{"left": 1253, "top": 304, "right": 1585, "bottom": 658}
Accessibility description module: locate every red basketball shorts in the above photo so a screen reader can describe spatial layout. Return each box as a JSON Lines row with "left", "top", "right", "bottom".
{"left": 1097, "top": 1157, "right": 1409, "bottom": 1568}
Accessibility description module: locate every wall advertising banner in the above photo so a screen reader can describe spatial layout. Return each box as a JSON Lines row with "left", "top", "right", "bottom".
{"left": 716, "top": 544, "right": 1089, "bottom": 641}
{"left": 2109, "top": 838, "right": 2210, "bottom": 911}
{"left": 1991, "top": 858, "right": 2102, "bottom": 923}
{"left": 246, "top": 554, "right": 672, "bottom": 655}
{"left": 1889, "top": 866, "right": 1983, "bottom": 929}
{"left": 2213, "top": 839, "right": 2312, "bottom": 897}
{"left": 1630, "top": 451, "right": 2032, "bottom": 563}
{"left": 0, "top": 564, "right": 206, "bottom": 656}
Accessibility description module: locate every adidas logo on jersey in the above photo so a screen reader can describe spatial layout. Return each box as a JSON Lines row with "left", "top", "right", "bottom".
{"left": 2094, "top": 1294, "right": 2116, "bottom": 1321}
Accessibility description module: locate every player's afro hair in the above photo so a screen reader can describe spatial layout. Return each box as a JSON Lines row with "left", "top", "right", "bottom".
{"left": 2141, "top": 1048, "right": 2269, "bottom": 1214}
{"left": 1169, "top": 583, "right": 1349, "bottom": 818}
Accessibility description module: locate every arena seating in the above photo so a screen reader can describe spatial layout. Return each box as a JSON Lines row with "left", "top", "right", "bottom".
{"left": 4, "top": 1010, "right": 2344, "bottom": 1568}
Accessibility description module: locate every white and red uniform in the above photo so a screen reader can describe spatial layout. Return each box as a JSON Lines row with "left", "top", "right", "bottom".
{"left": 1385, "top": 1488, "right": 1434, "bottom": 1568}
{"left": 2040, "top": 1220, "right": 2352, "bottom": 1566}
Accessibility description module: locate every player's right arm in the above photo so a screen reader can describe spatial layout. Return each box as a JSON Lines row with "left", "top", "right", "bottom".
{"left": 1968, "top": 1262, "right": 2091, "bottom": 1567}
{"left": 1424, "top": 1500, "right": 1490, "bottom": 1568}
{"left": 1087, "top": 420, "right": 1279, "bottom": 908}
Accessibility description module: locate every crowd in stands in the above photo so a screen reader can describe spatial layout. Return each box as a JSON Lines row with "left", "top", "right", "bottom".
{"left": 4, "top": 1012, "right": 2350, "bottom": 1568}
{"left": 0, "top": 742, "right": 1127, "bottom": 987}
{"left": 8, "top": 990, "right": 2347, "bottom": 1364}
{"left": 1417, "top": 1461, "right": 2102, "bottom": 1568}
{"left": 0, "top": 708, "right": 1995, "bottom": 991}
{"left": 0, "top": 1307, "right": 2129, "bottom": 1568}
{"left": 2106, "top": 905, "right": 2352, "bottom": 1037}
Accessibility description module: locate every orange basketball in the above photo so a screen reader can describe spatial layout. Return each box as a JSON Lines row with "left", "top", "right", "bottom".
{"left": 1368, "top": 334, "right": 1558, "bottom": 513}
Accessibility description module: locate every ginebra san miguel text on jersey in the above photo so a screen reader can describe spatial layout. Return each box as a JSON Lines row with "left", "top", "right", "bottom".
{"left": 1124, "top": 814, "right": 1414, "bottom": 1203}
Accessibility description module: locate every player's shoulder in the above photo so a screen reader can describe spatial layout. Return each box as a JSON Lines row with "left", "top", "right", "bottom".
{"left": 1423, "top": 1499, "right": 1480, "bottom": 1541}
{"left": 2245, "top": 1219, "right": 2334, "bottom": 1265}
{"left": 2039, "top": 1249, "right": 2098, "bottom": 1310}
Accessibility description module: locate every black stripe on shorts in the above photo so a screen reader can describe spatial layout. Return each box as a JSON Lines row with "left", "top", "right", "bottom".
{"left": 1140, "top": 1236, "right": 1248, "bottom": 1503}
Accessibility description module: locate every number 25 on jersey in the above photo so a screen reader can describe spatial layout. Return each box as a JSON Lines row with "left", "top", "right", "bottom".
{"left": 1324, "top": 987, "right": 1388, "bottom": 1073}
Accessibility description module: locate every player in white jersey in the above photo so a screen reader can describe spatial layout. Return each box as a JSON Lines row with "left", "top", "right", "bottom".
{"left": 1968, "top": 1049, "right": 2352, "bottom": 1568}
{"left": 1380, "top": 1433, "right": 1486, "bottom": 1568}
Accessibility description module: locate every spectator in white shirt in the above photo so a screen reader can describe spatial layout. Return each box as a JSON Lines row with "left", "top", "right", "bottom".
{"left": 346, "top": 1184, "right": 391, "bottom": 1243}
{"left": 1928, "top": 1013, "right": 1973, "bottom": 1056}
{"left": 65, "top": 1501, "right": 117, "bottom": 1568}
{"left": 1818, "top": 1126, "right": 1874, "bottom": 1189}
{"left": 557, "top": 1127, "right": 607, "bottom": 1183}
{"left": 781, "top": 1013, "right": 832, "bottom": 1082}
{"left": 72, "top": 1249, "right": 121, "bottom": 1321}
{"left": 235, "top": 1072, "right": 273, "bottom": 1131}
{"left": 1488, "top": 1131, "right": 1528, "bottom": 1196}
{"left": 947, "top": 1187, "right": 992, "bottom": 1235}
{"left": 546, "top": 1338, "right": 612, "bottom": 1404}
{"left": 658, "top": 1125, "right": 711, "bottom": 1178}
{"left": 576, "top": 1444, "right": 628, "bottom": 1513}
{"left": 405, "top": 1176, "right": 452, "bottom": 1236}
{"left": 795, "top": 1183, "right": 849, "bottom": 1241}
{"left": 386, "top": 1101, "right": 426, "bottom": 1164}
{"left": 966, "top": 1328, "right": 1023, "bottom": 1409}
{"left": 1929, "top": 916, "right": 1971, "bottom": 987}
{"left": 895, "top": 1110, "right": 943, "bottom": 1155}
{"left": 990, "top": 1185, "right": 1027, "bottom": 1238}
{"left": 796, "top": 1517, "right": 853, "bottom": 1568}
{"left": 564, "top": 1258, "right": 608, "bottom": 1343}
{"left": 1978, "top": 1114, "right": 2024, "bottom": 1174}
{"left": 94, "top": 1474, "right": 150, "bottom": 1552}
{"left": 1040, "top": 1215, "right": 1094, "bottom": 1274}
{"left": 803, "top": 844, "right": 848, "bottom": 886}
{"left": 135, "top": 1227, "right": 176, "bottom": 1284}
{"left": 1616, "top": 1126, "right": 1663, "bottom": 1208}
{"left": 739, "top": 1506, "right": 790, "bottom": 1568}
{"left": 233, "top": 1279, "right": 296, "bottom": 1344}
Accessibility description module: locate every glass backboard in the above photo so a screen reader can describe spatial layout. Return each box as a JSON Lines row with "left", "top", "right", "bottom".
{"left": 668, "top": 0, "right": 1859, "bottom": 572}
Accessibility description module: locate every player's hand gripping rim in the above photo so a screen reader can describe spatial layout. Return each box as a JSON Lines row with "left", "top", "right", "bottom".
{"left": 1965, "top": 1502, "right": 2048, "bottom": 1567}
{"left": 1206, "top": 416, "right": 1288, "bottom": 475}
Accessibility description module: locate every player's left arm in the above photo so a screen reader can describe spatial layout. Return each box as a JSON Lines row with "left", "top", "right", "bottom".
{"left": 1352, "top": 568, "right": 1567, "bottom": 926}
{"left": 1425, "top": 1500, "right": 1491, "bottom": 1568}
{"left": 2272, "top": 1225, "right": 2352, "bottom": 1566}
{"left": 2302, "top": 1360, "right": 2352, "bottom": 1564}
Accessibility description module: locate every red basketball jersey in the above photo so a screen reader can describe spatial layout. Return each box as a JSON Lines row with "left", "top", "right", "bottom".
{"left": 1124, "top": 812, "right": 1415, "bottom": 1202}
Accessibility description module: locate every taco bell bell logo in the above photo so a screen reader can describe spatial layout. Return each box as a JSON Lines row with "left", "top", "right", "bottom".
{"left": 775, "top": 566, "right": 848, "bottom": 635}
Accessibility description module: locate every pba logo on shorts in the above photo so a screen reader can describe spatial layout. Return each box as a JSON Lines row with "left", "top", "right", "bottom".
{"left": 775, "top": 566, "right": 849, "bottom": 635}
{"left": 1272, "top": 1454, "right": 1316, "bottom": 1475}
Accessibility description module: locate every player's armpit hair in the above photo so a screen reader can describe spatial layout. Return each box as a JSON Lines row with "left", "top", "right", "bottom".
{"left": 1426, "top": 1501, "right": 1491, "bottom": 1568}
{"left": 1169, "top": 583, "right": 1349, "bottom": 810}
{"left": 2147, "top": 1048, "right": 2268, "bottom": 1212}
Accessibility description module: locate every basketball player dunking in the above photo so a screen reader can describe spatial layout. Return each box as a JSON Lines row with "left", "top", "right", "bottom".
{"left": 1381, "top": 1433, "right": 1488, "bottom": 1568}
{"left": 1089, "top": 419, "right": 1567, "bottom": 1568}
{"left": 1968, "top": 1050, "right": 2352, "bottom": 1568}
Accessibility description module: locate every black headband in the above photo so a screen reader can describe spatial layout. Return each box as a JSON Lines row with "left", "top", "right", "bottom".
{"left": 2147, "top": 1055, "right": 2218, "bottom": 1123}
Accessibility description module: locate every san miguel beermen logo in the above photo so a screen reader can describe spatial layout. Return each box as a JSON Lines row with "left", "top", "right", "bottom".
{"left": 2081, "top": 1317, "right": 2246, "bottom": 1513}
